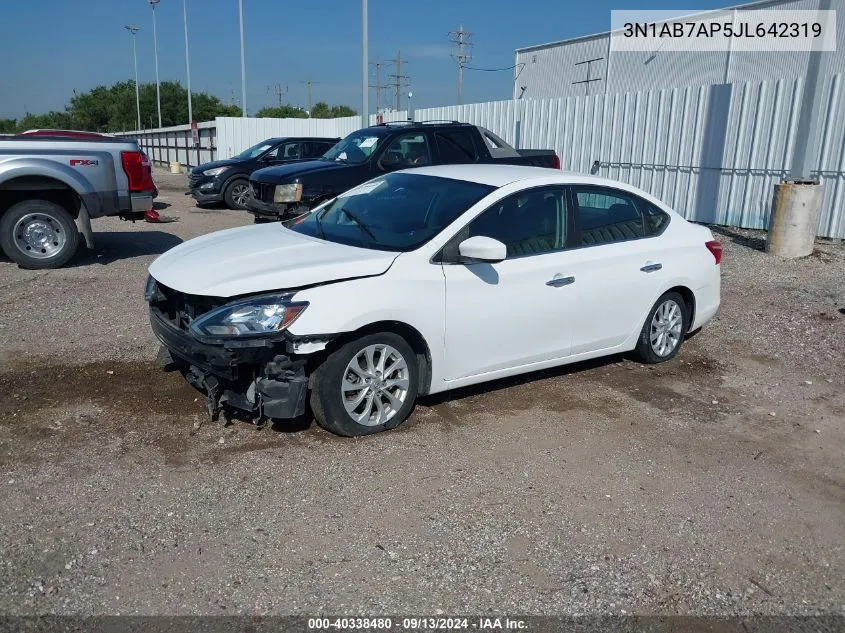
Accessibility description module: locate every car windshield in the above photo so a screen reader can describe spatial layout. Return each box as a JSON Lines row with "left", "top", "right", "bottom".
{"left": 321, "top": 129, "right": 387, "bottom": 164}
{"left": 286, "top": 173, "right": 495, "bottom": 252}
{"left": 235, "top": 141, "right": 275, "bottom": 159}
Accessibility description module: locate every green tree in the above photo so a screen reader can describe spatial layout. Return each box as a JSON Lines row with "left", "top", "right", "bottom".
{"left": 216, "top": 104, "right": 242, "bottom": 117}
{"left": 16, "top": 111, "right": 74, "bottom": 132}
{"left": 309, "top": 101, "right": 331, "bottom": 118}
{"left": 255, "top": 105, "right": 307, "bottom": 119}
{"left": 0, "top": 119, "right": 18, "bottom": 133}
{"left": 309, "top": 102, "right": 356, "bottom": 118}
{"left": 329, "top": 105, "right": 357, "bottom": 117}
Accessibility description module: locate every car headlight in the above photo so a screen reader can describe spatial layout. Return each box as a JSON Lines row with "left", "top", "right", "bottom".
{"left": 203, "top": 166, "right": 230, "bottom": 177}
{"left": 189, "top": 294, "right": 308, "bottom": 338}
{"left": 144, "top": 274, "right": 157, "bottom": 302}
{"left": 274, "top": 183, "right": 303, "bottom": 203}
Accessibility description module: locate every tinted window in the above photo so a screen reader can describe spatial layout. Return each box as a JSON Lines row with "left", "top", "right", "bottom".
{"left": 463, "top": 188, "right": 568, "bottom": 258}
{"left": 300, "top": 142, "right": 323, "bottom": 158}
{"left": 572, "top": 186, "right": 645, "bottom": 246}
{"left": 287, "top": 173, "right": 493, "bottom": 252}
{"left": 323, "top": 129, "right": 387, "bottom": 164}
{"left": 381, "top": 133, "right": 431, "bottom": 168}
{"left": 435, "top": 129, "right": 478, "bottom": 163}
{"left": 265, "top": 142, "right": 300, "bottom": 161}
{"left": 641, "top": 200, "right": 670, "bottom": 235}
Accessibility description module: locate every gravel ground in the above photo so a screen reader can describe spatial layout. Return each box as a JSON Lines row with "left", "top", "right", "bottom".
{"left": 0, "top": 169, "right": 843, "bottom": 616}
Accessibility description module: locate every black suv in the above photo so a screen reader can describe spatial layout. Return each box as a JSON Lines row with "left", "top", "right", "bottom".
{"left": 245, "top": 121, "right": 558, "bottom": 222}
{"left": 188, "top": 136, "right": 339, "bottom": 209}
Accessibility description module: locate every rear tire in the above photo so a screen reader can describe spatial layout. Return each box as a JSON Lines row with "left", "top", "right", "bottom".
{"left": 632, "top": 291, "right": 689, "bottom": 364}
{"left": 223, "top": 178, "right": 250, "bottom": 210}
{"left": 310, "top": 332, "right": 419, "bottom": 437}
{"left": 0, "top": 199, "right": 79, "bottom": 270}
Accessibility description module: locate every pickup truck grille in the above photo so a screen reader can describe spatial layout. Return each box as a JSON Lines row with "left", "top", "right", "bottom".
{"left": 149, "top": 281, "right": 224, "bottom": 332}
{"left": 250, "top": 180, "right": 274, "bottom": 203}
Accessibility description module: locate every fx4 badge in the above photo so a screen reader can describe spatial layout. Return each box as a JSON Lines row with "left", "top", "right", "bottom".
{"left": 70, "top": 159, "right": 99, "bottom": 167}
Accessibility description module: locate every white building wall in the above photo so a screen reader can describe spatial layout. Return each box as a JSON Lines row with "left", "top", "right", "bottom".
{"left": 515, "top": 0, "right": 845, "bottom": 100}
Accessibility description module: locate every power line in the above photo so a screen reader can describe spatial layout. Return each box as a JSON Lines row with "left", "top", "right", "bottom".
{"left": 386, "top": 50, "right": 410, "bottom": 112}
{"left": 267, "top": 84, "right": 289, "bottom": 107}
{"left": 299, "top": 80, "right": 320, "bottom": 115}
{"left": 369, "top": 59, "right": 389, "bottom": 114}
{"left": 448, "top": 24, "right": 473, "bottom": 105}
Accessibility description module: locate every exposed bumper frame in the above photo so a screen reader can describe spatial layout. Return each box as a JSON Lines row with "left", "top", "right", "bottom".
{"left": 149, "top": 308, "right": 309, "bottom": 420}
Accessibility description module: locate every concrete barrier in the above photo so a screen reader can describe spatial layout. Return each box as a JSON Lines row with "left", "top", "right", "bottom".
{"left": 766, "top": 181, "right": 824, "bottom": 258}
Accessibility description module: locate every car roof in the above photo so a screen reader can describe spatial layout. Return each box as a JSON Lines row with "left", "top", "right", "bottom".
{"left": 404, "top": 164, "right": 621, "bottom": 188}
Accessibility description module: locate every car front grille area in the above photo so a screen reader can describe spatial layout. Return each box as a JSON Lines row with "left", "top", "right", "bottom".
{"left": 150, "top": 281, "right": 225, "bottom": 332}
{"left": 249, "top": 181, "right": 274, "bottom": 203}
{"left": 188, "top": 173, "right": 202, "bottom": 188}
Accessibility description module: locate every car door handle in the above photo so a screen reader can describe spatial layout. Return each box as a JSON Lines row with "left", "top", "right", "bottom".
{"left": 546, "top": 275, "right": 575, "bottom": 287}
{"left": 640, "top": 262, "right": 663, "bottom": 273}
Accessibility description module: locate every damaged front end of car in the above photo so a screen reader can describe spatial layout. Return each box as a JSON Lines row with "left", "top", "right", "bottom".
{"left": 145, "top": 276, "right": 327, "bottom": 425}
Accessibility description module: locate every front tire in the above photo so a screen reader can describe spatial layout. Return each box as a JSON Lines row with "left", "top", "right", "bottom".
{"left": 0, "top": 199, "right": 79, "bottom": 269}
{"left": 632, "top": 291, "right": 689, "bottom": 363}
{"left": 310, "top": 332, "right": 419, "bottom": 436}
{"left": 223, "top": 178, "right": 251, "bottom": 210}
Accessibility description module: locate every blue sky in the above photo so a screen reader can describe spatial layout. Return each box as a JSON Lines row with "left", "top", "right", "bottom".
{"left": 1, "top": 0, "right": 728, "bottom": 120}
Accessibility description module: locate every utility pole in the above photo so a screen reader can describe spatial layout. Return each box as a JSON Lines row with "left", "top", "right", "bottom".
{"left": 361, "top": 0, "right": 368, "bottom": 122}
{"left": 268, "top": 84, "right": 288, "bottom": 106}
{"left": 124, "top": 25, "right": 142, "bottom": 131}
{"left": 149, "top": 0, "right": 162, "bottom": 128}
{"left": 386, "top": 50, "right": 410, "bottom": 112}
{"left": 448, "top": 24, "right": 473, "bottom": 105}
{"left": 369, "top": 59, "right": 388, "bottom": 114}
{"left": 183, "top": 0, "right": 193, "bottom": 125}
{"left": 238, "top": 0, "right": 247, "bottom": 116}
{"left": 300, "top": 80, "right": 319, "bottom": 115}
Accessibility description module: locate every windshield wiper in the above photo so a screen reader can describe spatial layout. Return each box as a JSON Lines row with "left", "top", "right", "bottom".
{"left": 340, "top": 208, "right": 377, "bottom": 243}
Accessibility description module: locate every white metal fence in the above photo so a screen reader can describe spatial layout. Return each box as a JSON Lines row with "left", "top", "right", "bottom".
{"left": 119, "top": 121, "right": 217, "bottom": 168}
{"left": 118, "top": 74, "right": 845, "bottom": 238}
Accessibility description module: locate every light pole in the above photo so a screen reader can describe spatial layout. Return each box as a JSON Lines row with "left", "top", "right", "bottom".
{"left": 124, "top": 25, "right": 142, "bottom": 131}
{"left": 362, "top": 0, "right": 368, "bottom": 125}
{"left": 238, "top": 0, "right": 247, "bottom": 116}
{"left": 183, "top": 0, "right": 193, "bottom": 125}
{"left": 149, "top": 0, "right": 162, "bottom": 128}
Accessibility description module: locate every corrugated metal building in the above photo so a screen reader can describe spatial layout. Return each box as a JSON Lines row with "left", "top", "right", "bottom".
{"left": 514, "top": 0, "right": 845, "bottom": 100}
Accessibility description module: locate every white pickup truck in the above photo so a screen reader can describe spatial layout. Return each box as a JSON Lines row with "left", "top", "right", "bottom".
{"left": 0, "top": 134, "right": 157, "bottom": 268}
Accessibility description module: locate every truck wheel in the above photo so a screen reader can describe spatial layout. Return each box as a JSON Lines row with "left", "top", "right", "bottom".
{"left": 310, "top": 332, "right": 420, "bottom": 437}
{"left": 0, "top": 200, "right": 79, "bottom": 270}
{"left": 223, "top": 179, "right": 251, "bottom": 210}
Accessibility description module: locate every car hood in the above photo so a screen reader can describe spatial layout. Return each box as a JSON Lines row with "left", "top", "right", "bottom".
{"left": 251, "top": 160, "right": 352, "bottom": 184}
{"left": 192, "top": 158, "right": 241, "bottom": 173}
{"left": 148, "top": 223, "right": 399, "bottom": 297}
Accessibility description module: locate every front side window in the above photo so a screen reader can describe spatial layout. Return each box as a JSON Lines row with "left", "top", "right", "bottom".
{"left": 286, "top": 173, "right": 494, "bottom": 252}
{"left": 265, "top": 142, "right": 300, "bottom": 161}
{"left": 235, "top": 141, "right": 274, "bottom": 159}
{"left": 460, "top": 187, "right": 568, "bottom": 258}
{"left": 322, "top": 129, "right": 387, "bottom": 164}
{"left": 380, "top": 133, "right": 431, "bottom": 169}
{"left": 572, "top": 186, "right": 645, "bottom": 246}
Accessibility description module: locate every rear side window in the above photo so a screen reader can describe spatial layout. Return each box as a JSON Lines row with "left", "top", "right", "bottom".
{"left": 640, "top": 200, "right": 670, "bottom": 235}
{"left": 571, "top": 186, "right": 645, "bottom": 246}
{"left": 435, "top": 129, "right": 479, "bottom": 163}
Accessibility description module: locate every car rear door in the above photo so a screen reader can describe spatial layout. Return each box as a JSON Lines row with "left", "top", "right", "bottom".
{"left": 440, "top": 186, "right": 575, "bottom": 380}
{"left": 560, "top": 185, "right": 669, "bottom": 355}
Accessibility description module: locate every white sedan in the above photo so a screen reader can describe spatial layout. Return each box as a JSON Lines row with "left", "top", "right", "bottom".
{"left": 146, "top": 165, "right": 721, "bottom": 436}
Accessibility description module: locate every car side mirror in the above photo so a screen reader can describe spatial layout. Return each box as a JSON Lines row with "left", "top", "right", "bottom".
{"left": 457, "top": 236, "right": 507, "bottom": 263}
